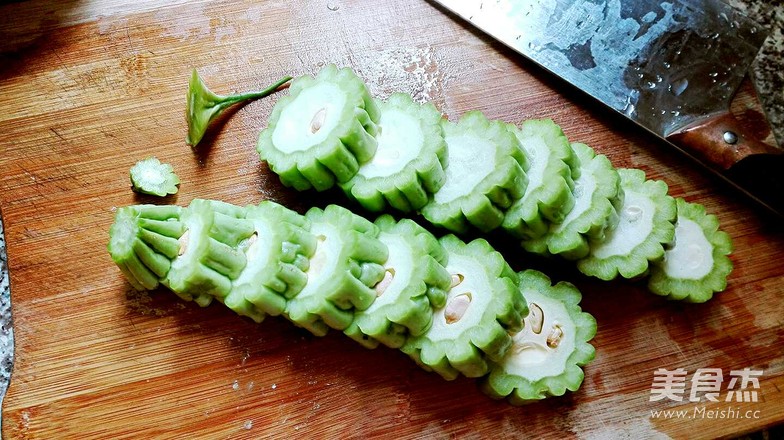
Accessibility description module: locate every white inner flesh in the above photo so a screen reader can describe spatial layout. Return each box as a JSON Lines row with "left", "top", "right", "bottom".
{"left": 361, "top": 232, "right": 413, "bottom": 313}
{"left": 426, "top": 254, "right": 492, "bottom": 341}
{"left": 295, "top": 221, "right": 341, "bottom": 301}
{"left": 434, "top": 134, "right": 496, "bottom": 204}
{"left": 502, "top": 289, "right": 575, "bottom": 381}
{"left": 357, "top": 109, "right": 423, "bottom": 179}
{"left": 662, "top": 218, "right": 714, "bottom": 280}
{"left": 553, "top": 162, "right": 597, "bottom": 233}
{"left": 233, "top": 218, "right": 272, "bottom": 287}
{"left": 591, "top": 190, "right": 654, "bottom": 259}
{"left": 519, "top": 135, "right": 547, "bottom": 199}
{"left": 271, "top": 82, "right": 347, "bottom": 153}
{"left": 141, "top": 166, "right": 165, "bottom": 186}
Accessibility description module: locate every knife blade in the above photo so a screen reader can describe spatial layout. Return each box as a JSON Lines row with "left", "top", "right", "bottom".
{"left": 432, "top": 0, "right": 784, "bottom": 216}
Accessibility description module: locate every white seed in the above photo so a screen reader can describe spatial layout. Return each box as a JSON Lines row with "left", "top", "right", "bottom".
{"left": 625, "top": 205, "right": 642, "bottom": 222}
{"left": 528, "top": 303, "right": 544, "bottom": 335}
{"left": 310, "top": 108, "right": 327, "bottom": 134}
{"left": 375, "top": 268, "right": 396, "bottom": 297}
{"left": 444, "top": 293, "right": 472, "bottom": 324}
{"left": 546, "top": 324, "right": 564, "bottom": 348}
{"left": 450, "top": 273, "right": 464, "bottom": 288}
{"left": 512, "top": 341, "right": 538, "bottom": 354}
{"left": 178, "top": 230, "right": 190, "bottom": 256}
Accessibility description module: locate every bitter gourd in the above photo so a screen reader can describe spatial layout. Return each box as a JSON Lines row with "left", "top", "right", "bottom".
{"left": 481, "top": 269, "right": 596, "bottom": 404}
{"left": 648, "top": 198, "right": 733, "bottom": 303}
{"left": 401, "top": 235, "right": 527, "bottom": 380}
{"left": 422, "top": 111, "right": 528, "bottom": 233}
{"left": 344, "top": 215, "right": 451, "bottom": 349}
{"left": 284, "top": 204, "right": 388, "bottom": 336}
{"left": 577, "top": 168, "right": 676, "bottom": 280}
{"left": 340, "top": 93, "right": 447, "bottom": 212}
{"left": 129, "top": 157, "right": 180, "bottom": 197}
{"left": 257, "top": 64, "right": 380, "bottom": 191}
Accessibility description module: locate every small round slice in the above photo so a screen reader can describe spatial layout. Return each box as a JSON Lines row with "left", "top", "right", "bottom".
{"left": 523, "top": 143, "right": 623, "bottom": 260}
{"left": 165, "top": 200, "right": 256, "bottom": 307}
{"left": 225, "top": 201, "right": 317, "bottom": 323}
{"left": 108, "top": 205, "right": 185, "bottom": 290}
{"left": 648, "top": 198, "right": 733, "bottom": 303}
{"left": 340, "top": 93, "right": 447, "bottom": 212}
{"left": 481, "top": 269, "right": 597, "bottom": 405}
{"left": 129, "top": 157, "right": 180, "bottom": 197}
{"left": 257, "top": 64, "right": 380, "bottom": 191}
{"left": 401, "top": 235, "right": 527, "bottom": 380}
{"left": 421, "top": 111, "right": 528, "bottom": 234}
{"left": 502, "top": 119, "right": 576, "bottom": 240}
{"left": 577, "top": 168, "right": 676, "bottom": 280}
{"left": 284, "top": 205, "right": 389, "bottom": 337}
{"left": 344, "top": 215, "right": 451, "bottom": 349}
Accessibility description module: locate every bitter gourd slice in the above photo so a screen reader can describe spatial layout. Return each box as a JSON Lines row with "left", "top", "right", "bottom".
{"left": 129, "top": 157, "right": 180, "bottom": 197}
{"left": 224, "top": 201, "right": 317, "bottom": 323}
{"left": 165, "top": 200, "right": 256, "bottom": 307}
{"left": 257, "top": 65, "right": 380, "bottom": 191}
{"left": 648, "top": 198, "right": 733, "bottom": 303}
{"left": 344, "top": 215, "right": 451, "bottom": 349}
{"left": 108, "top": 205, "right": 185, "bottom": 290}
{"left": 502, "top": 120, "right": 576, "bottom": 240}
{"left": 422, "top": 111, "right": 528, "bottom": 233}
{"left": 401, "top": 235, "right": 527, "bottom": 380}
{"left": 340, "top": 93, "right": 447, "bottom": 212}
{"left": 577, "top": 168, "right": 676, "bottom": 280}
{"left": 523, "top": 143, "right": 623, "bottom": 260}
{"left": 284, "top": 205, "right": 388, "bottom": 336}
{"left": 481, "top": 269, "right": 596, "bottom": 405}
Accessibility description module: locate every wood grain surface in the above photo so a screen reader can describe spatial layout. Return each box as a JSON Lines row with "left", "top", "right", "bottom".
{"left": 1, "top": 1, "right": 783, "bottom": 438}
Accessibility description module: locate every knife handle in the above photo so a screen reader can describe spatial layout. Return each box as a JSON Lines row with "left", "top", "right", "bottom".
{"left": 666, "top": 110, "right": 782, "bottom": 170}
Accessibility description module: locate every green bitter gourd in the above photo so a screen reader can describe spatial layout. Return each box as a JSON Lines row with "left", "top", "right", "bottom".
{"left": 129, "top": 157, "right": 180, "bottom": 197}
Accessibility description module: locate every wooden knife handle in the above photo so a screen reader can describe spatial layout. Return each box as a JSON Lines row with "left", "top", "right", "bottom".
{"left": 666, "top": 110, "right": 782, "bottom": 170}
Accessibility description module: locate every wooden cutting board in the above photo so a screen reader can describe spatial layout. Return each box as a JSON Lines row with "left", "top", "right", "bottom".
{"left": 1, "top": 1, "right": 782, "bottom": 438}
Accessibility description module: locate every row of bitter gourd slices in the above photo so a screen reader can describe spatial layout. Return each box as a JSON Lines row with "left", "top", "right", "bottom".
{"left": 256, "top": 64, "right": 733, "bottom": 303}
{"left": 107, "top": 199, "right": 595, "bottom": 404}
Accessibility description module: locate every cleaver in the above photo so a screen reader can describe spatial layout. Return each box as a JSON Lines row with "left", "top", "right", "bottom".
{"left": 431, "top": 0, "right": 784, "bottom": 216}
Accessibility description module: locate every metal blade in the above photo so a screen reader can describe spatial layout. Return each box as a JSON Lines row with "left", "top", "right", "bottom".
{"left": 433, "top": 0, "right": 767, "bottom": 138}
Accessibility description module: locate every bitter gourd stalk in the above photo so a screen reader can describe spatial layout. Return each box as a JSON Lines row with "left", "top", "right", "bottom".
{"left": 186, "top": 69, "right": 292, "bottom": 147}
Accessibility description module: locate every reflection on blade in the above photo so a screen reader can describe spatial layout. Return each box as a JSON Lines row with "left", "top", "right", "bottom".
{"left": 435, "top": 0, "right": 766, "bottom": 136}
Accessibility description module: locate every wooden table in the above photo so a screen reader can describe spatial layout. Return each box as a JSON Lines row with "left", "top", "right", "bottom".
{"left": 1, "top": 1, "right": 782, "bottom": 438}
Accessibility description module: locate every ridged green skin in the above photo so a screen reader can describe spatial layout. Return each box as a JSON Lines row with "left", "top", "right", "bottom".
{"left": 340, "top": 93, "right": 447, "bottom": 212}
{"left": 108, "top": 205, "right": 186, "bottom": 290}
{"left": 344, "top": 215, "right": 451, "bottom": 349}
{"left": 502, "top": 120, "right": 576, "bottom": 240}
{"left": 422, "top": 111, "right": 528, "bottom": 234}
{"left": 225, "top": 201, "right": 317, "bottom": 323}
{"left": 129, "top": 157, "right": 180, "bottom": 197}
{"left": 165, "top": 200, "right": 256, "bottom": 307}
{"left": 401, "top": 235, "right": 527, "bottom": 380}
{"left": 257, "top": 64, "right": 380, "bottom": 191}
{"left": 284, "top": 205, "right": 389, "bottom": 336}
{"left": 648, "top": 198, "right": 733, "bottom": 303}
{"left": 481, "top": 270, "right": 596, "bottom": 405}
{"left": 523, "top": 143, "right": 623, "bottom": 260}
{"left": 577, "top": 169, "right": 676, "bottom": 280}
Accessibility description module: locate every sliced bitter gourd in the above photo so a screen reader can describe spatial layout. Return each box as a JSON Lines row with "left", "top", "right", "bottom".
{"left": 401, "top": 235, "right": 527, "bottom": 380}
{"left": 577, "top": 168, "right": 676, "bottom": 280}
{"left": 340, "top": 93, "right": 447, "bottom": 212}
{"left": 165, "top": 200, "right": 256, "bottom": 307}
{"left": 523, "top": 143, "right": 623, "bottom": 260}
{"left": 224, "top": 201, "right": 317, "bottom": 323}
{"left": 129, "top": 157, "right": 180, "bottom": 197}
{"left": 648, "top": 198, "right": 733, "bottom": 303}
{"left": 257, "top": 64, "right": 380, "bottom": 191}
{"left": 344, "top": 215, "right": 451, "bottom": 349}
{"left": 481, "top": 269, "right": 596, "bottom": 405}
{"left": 284, "top": 205, "right": 388, "bottom": 336}
{"left": 502, "top": 120, "right": 576, "bottom": 240}
{"left": 108, "top": 205, "right": 185, "bottom": 290}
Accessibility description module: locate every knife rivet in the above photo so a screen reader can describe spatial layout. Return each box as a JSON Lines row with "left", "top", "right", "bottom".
{"left": 723, "top": 131, "right": 738, "bottom": 145}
